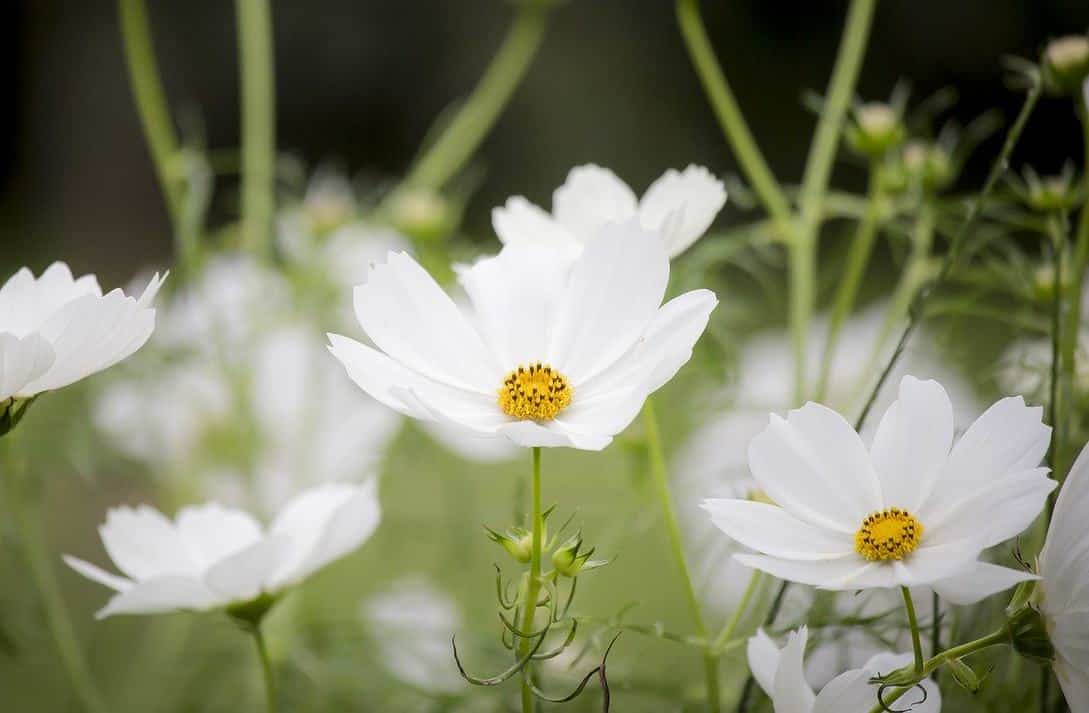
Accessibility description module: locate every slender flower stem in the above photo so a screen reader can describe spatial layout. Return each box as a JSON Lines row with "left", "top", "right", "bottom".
{"left": 930, "top": 590, "right": 941, "bottom": 682}
{"left": 0, "top": 437, "right": 108, "bottom": 713}
{"left": 866, "top": 627, "right": 1010, "bottom": 713}
{"left": 675, "top": 0, "right": 793, "bottom": 240}
{"left": 1045, "top": 215, "right": 1067, "bottom": 523}
{"left": 118, "top": 0, "right": 182, "bottom": 222}
{"left": 252, "top": 625, "right": 277, "bottom": 713}
{"left": 854, "top": 78, "right": 1042, "bottom": 429}
{"left": 792, "top": 0, "right": 876, "bottom": 404}
{"left": 642, "top": 399, "right": 720, "bottom": 712}
{"left": 735, "top": 581, "right": 789, "bottom": 713}
{"left": 402, "top": 2, "right": 552, "bottom": 192}
{"left": 901, "top": 587, "right": 925, "bottom": 674}
{"left": 816, "top": 162, "right": 885, "bottom": 400}
{"left": 1055, "top": 103, "right": 1089, "bottom": 483}
{"left": 518, "top": 447, "right": 544, "bottom": 713}
{"left": 235, "top": 0, "right": 276, "bottom": 256}
{"left": 710, "top": 571, "right": 762, "bottom": 654}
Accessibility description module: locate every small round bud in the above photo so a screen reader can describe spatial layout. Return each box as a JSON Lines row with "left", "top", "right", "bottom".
{"left": 386, "top": 187, "right": 455, "bottom": 243}
{"left": 846, "top": 103, "right": 905, "bottom": 157}
{"left": 902, "top": 140, "right": 953, "bottom": 192}
{"left": 1043, "top": 35, "right": 1089, "bottom": 95}
{"left": 1024, "top": 171, "right": 1080, "bottom": 213}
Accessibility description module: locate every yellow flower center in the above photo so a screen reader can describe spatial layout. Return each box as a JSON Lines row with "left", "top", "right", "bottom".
{"left": 498, "top": 362, "right": 572, "bottom": 421}
{"left": 855, "top": 508, "right": 924, "bottom": 562}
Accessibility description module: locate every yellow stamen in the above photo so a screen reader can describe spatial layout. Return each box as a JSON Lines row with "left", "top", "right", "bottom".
{"left": 855, "top": 508, "right": 924, "bottom": 562}
{"left": 498, "top": 362, "right": 572, "bottom": 421}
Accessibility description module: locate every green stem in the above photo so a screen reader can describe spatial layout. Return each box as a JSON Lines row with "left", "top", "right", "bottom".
{"left": 0, "top": 438, "right": 109, "bottom": 713}
{"left": 118, "top": 0, "right": 182, "bottom": 222}
{"left": 235, "top": 0, "right": 276, "bottom": 256}
{"left": 710, "top": 571, "right": 762, "bottom": 654}
{"left": 853, "top": 78, "right": 1042, "bottom": 430}
{"left": 816, "top": 162, "right": 885, "bottom": 400}
{"left": 901, "top": 587, "right": 924, "bottom": 674}
{"left": 252, "top": 625, "right": 277, "bottom": 713}
{"left": 1055, "top": 103, "right": 1089, "bottom": 483}
{"left": 1046, "top": 215, "right": 1067, "bottom": 522}
{"left": 675, "top": 0, "right": 793, "bottom": 240}
{"left": 792, "top": 0, "right": 876, "bottom": 403}
{"left": 643, "top": 400, "right": 720, "bottom": 712}
{"left": 930, "top": 590, "right": 941, "bottom": 682}
{"left": 518, "top": 447, "right": 544, "bottom": 713}
{"left": 867, "top": 627, "right": 1009, "bottom": 713}
{"left": 403, "top": 2, "right": 551, "bottom": 192}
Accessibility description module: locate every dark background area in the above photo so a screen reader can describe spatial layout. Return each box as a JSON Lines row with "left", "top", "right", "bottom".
{"left": 4, "top": 0, "right": 1089, "bottom": 285}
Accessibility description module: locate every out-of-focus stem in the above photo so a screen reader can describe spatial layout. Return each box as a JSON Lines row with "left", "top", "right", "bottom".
{"left": 853, "top": 79, "right": 1042, "bottom": 430}
{"left": 403, "top": 2, "right": 551, "bottom": 192}
{"left": 235, "top": 0, "right": 276, "bottom": 256}
{"left": 119, "top": 0, "right": 182, "bottom": 220}
{"left": 675, "top": 0, "right": 793, "bottom": 239}
{"left": 518, "top": 447, "right": 543, "bottom": 713}
{"left": 1, "top": 437, "right": 108, "bottom": 713}
{"left": 643, "top": 399, "right": 721, "bottom": 712}
{"left": 1045, "top": 214, "right": 1067, "bottom": 523}
{"left": 253, "top": 625, "right": 277, "bottom": 713}
{"left": 710, "top": 571, "right": 762, "bottom": 654}
{"left": 816, "top": 163, "right": 885, "bottom": 400}
{"left": 793, "top": 0, "right": 876, "bottom": 404}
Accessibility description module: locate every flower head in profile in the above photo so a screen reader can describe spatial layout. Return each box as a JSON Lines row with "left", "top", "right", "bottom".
{"left": 1038, "top": 442, "right": 1089, "bottom": 712}
{"left": 64, "top": 482, "right": 380, "bottom": 619}
{"left": 704, "top": 376, "right": 1053, "bottom": 604}
{"left": 492, "top": 164, "right": 726, "bottom": 259}
{"left": 0, "top": 263, "right": 164, "bottom": 412}
{"left": 328, "top": 221, "right": 717, "bottom": 450}
{"left": 748, "top": 627, "right": 941, "bottom": 713}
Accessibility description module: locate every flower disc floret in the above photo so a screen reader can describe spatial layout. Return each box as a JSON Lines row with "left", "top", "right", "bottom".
{"left": 498, "top": 362, "right": 572, "bottom": 421}
{"left": 855, "top": 508, "right": 924, "bottom": 562}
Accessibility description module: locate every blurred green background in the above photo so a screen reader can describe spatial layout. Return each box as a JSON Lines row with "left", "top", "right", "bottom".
{"left": 3, "top": 1, "right": 1089, "bottom": 711}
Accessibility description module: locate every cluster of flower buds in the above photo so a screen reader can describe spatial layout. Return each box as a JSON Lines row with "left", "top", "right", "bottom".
{"left": 486, "top": 509, "right": 609, "bottom": 578}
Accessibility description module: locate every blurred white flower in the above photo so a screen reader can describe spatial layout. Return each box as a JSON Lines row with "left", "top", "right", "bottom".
{"left": 748, "top": 627, "right": 941, "bottom": 713}
{"left": 704, "top": 376, "right": 1052, "bottom": 603}
{"left": 362, "top": 577, "right": 464, "bottom": 694}
{"left": 329, "top": 221, "right": 717, "bottom": 450}
{"left": 493, "top": 164, "right": 726, "bottom": 259}
{"left": 64, "top": 482, "right": 380, "bottom": 619}
{"left": 998, "top": 333, "right": 1089, "bottom": 404}
{"left": 0, "top": 262, "right": 163, "bottom": 402}
{"left": 1038, "top": 442, "right": 1089, "bottom": 712}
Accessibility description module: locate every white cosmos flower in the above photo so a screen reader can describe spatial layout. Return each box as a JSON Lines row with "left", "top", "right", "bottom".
{"left": 748, "top": 627, "right": 941, "bottom": 713}
{"left": 64, "top": 482, "right": 380, "bottom": 619}
{"left": 492, "top": 164, "right": 726, "bottom": 259}
{"left": 0, "top": 263, "right": 164, "bottom": 402}
{"left": 328, "top": 221, "right": 717, "bottom": 450}
{"left": 704, "top": 375, "right": 1054, "bottom": 604}
{"left": 1039, "top": 442, "right": 1089, "bottom": 712}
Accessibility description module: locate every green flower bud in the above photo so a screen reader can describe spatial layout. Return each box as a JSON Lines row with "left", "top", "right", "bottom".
{"left": 1043, "top": 35, "right": 1089, "bottom": 96}
{"left": 902, "top": 140, "right": 953, "bottom": 192}
{"left": 1022, "top": 167, "right": 1080, "bottom": 213}
{"left": 485, "top": 525, "right": 534, "bottom": 563}
{"left": 846, "top": 103, "right": 905, "bottom": 157}
{"left": 0, "top": 396, "right": 34, "bottom": 438}
{"left": 947, "top": 657, "right": 986, "bottom": 693}
{"left": 1009, "top": 607, "right": 1055, "bottom": 664}
{"left": 551, "top": 532, "right": 608, "bottom": 578}
{"left": 386, "top": 187, "right": 455, "bottom": 243}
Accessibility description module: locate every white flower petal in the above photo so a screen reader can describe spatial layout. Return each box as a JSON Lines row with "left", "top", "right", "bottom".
{"left": 811, "top": 668, "right": 874, "bottom": 713}
{"left": 746, "top": 629, "right": 781, "bottom": 697}
{"left": 203, "top": 534, "right": 290, "bottom": 602}
{"left": 930, "top": 560, "right": 1037, "bottom": 606}
{"left": 772, "top": 627, "right": 817, "bottom": 713}
{"left": 1041, "top": 443, "right": 1089, "bottom": 617}
{"left": 174, "top": 503, "right": 263, "bottom": 569}
{"left": 551, "top": 164, "right": 638, "bottom": 241}
{"left": 99, "top": 505, "right": 199, "bottom": 580}
{"left": 748, "top": 406, "right": 880, "bottom": 534}
{"left": 495, "top": 419, "right": 610, "bottom": 450}
{"left": 551, "top": 386, "right": 648, "bottom": 443}
{"left": 1055, "top": 658, "right": 1089, "bottom": 713}
{"left": 702, "top": 499, "right": 854, "bottom": 560}
{"left": 890, "top": 541, "right": 984, "bottom": 588}
{"left": 923, "top": 467, "right": 1054, "bottom": 550}
{"left": 549, "top": 220, "right": 668, "bottom": 384}
{"left": 269, "top": 482, "right": 380, "bottom": 588}
{"left": 95, "top": 575, "right": 220, "bottom": 619}
{"left": 62, "top": 555, "right": 133, "bottom": 592}
{"left": 0, "top": 332, "right": 55, "bottom": 401}
{"left": 734, "top": 553, "right": 883, "bottom": 589}
{"left": 491, "top": 196, "right": 582, "bottom": 258}
{"left": 456, "top": 243, "right": 571, "bottom": 367}
{"left": 869, "top": 376, "right": 953, "bottom": 513}
{"left": 924, "top": 396, "right": 1050, "bottom": 521}
{"left": 638, "top": 165, "right": 726, "bottom": 257}
{"left": 0, "top": 262, "right": 101, "bottom": 338}
{"left": 352, "top": 252, "right": 499, "bottom": 393}
{"left": 419, "top": 420, "right": 519, "bottom": 462}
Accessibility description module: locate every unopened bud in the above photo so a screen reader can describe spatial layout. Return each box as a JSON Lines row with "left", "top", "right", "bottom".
{"left": 551, "top": 532, "right": 608, "bottom": 578}
{"left": 847, "top": 103, "right": 905, "bottom": 157}
{"left": 386, "top": 187, "right": 455, "bottom": 243}
{"left": 947, "top": 657, "right": 985, "bottom": 693}
{"left": 485, "top": 525, "right": 533, "bottom": 563}
{"left": 902, "top": 141, "right": 953, "bottom": 192}
{"left": 1043, "top": 36, "right": 1089, "bottom": 95}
